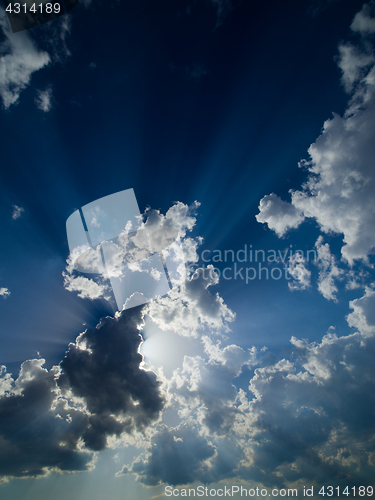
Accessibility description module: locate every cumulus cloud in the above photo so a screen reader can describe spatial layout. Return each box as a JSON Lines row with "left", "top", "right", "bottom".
{"left": 0, "top": 359, "right": 93, "bottom": 481}
{"left": 123, "top": 284, "right": 375, "bottom": 488}
{"left": 0, "top": 306, "right": 165, "bottom": 481}
{"left": 256, "top": 193, "right": 304, "bottom": 237}
{"left": 11, "top": 204, "right": 24, "bottom": 219}
{"left": 0, "top": 7, "right": 50, "bottom": 108}
{"left": 0, "top": 195, "right": 239, "bottom": 482}
{"left": 209, "top": 0, "right": 233, "bottom": 28}
{"left": 314, "top": 236, "right": 343, "bottom": 301}
{"left": 63, "top": 272, "right": 110, "bottom": 301}
{"left": 124, "top": 423, "right": 216, "bottom": 486}
{"left": 337, "top": 43, "right": 374, "bottom": 93}
{"left": 0, "top": 287, "right": 10, "bottom": 299}
{"left": 256, "top": 7, "right": 375, "bottom": 264}
{"left": 63, "top": 200, "right": 202, "bottom": 303}
{"left": 241, "top": 330, "right": 375, "bottom": 488}
{"left": 58, "top": 307, "right": 165, "bottom": 451}
{"left": 287, "top": 253, "right": 311, "bottom": 291}
{"left": 168, "top": 337, "right": 256, "bottom": 436}
{"left": 35, "top": 86, "right": 52, "bottom": 112}
{"left": 147, "top": 267, "right": 235, "bottom": 337}
{"left": 347, "top": 286, "right": 375, "bottom": 337}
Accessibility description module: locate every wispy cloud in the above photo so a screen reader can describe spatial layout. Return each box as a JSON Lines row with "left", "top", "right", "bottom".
{"left": 287, "top": 253, "right": 311, "bottom": 291}
{"left": 11, "top": 205, "right": 24, "bottom": 220}
{"left": 351, "top": 2, "right": 375, "bottom": 35}
{"left": 256, "top": 193, "right": 304, "bottom": 237}
{"left": 35, "top": 87, "right": 53, "bottom": 112}
{"left": 0, "top": 7, "right": 50, "bottom": 109}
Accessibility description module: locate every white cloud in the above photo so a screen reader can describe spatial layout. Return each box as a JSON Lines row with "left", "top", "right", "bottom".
{"left": 347, "top": 286, "right": 375, "bottom": 337}
{"left": 35, "top": 87, "right": 52, "bottom": 112}
{"left": 256, "top": 193, "right": 304, "bottom": 237}
{"left": 287, "top": 253, "right": 311, "bottom": 291}
{"left": 11, "top": 205, "right": 24, "bottom": 219}
{"left": 256, "top": 7, "right": 375, "bottom": 265}
{"left": 0, "top": 358, "right": 94, "bottom": 480}
{"left": 337, "top": 43, "right": 374, "bottom": 92}
{"left": 0, "top": 287, "right": 10, "bottom": 299}
{"left": 314, "top": 236, "right": 343, "bottom": 301}
{"left": 63, "top": 201, "right": 203, "bottom": 304}
{"left": 0, "top": 7, "right": 50, "bottom": 109}
{"left": 147, "top": 267, "right": 235, "bottom": 337}
{"left": 124, "top": 284, "right": 375, "bottom": 488}
{"left": 351, "top": 2, "right": 375, "bottom": 35}
{"left": 63, "top": 273, "right": 110, "bottom": 301}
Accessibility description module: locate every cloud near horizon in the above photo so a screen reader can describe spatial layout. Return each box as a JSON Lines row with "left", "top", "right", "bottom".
{"left": 0, "top": 306, "right": 165, "bottom": 481}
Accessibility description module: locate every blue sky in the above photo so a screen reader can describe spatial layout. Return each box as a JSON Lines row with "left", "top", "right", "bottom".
{"left": 1, "top": 0, "right": 375, "bottom": 498}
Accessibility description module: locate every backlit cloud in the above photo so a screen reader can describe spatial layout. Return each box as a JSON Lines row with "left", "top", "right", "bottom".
{"left": 58, "top": 306, "right": 165, "bottom": 451}
{"left": 125, "top": 288, "right": 375, "bottom": 488}
{"left": 0, "top": 306, "right": 164, "bottom": 480}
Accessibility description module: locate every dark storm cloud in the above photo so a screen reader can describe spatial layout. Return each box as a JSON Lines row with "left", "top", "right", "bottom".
{"left": 0, "top": 306, "right": 165, "bottom": 480}
{"left": 58, "top": 306, "right": 165, "bottom": 450}
{"left": 0, "top": 360, "right": 92, "bottom": 479}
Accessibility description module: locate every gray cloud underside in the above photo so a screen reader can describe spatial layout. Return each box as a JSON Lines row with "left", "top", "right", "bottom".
{"left": 58, "top": 307, "right": 165, "bottom": 451}
{"left": 0, "top": 306, "right": 164, "bottom": 480}
{"left": 126, "top": 295, "right": 375, "bottom": 487}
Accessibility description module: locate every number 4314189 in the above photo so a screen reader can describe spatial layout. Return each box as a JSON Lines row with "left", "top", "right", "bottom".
{"left": 319, "top": 486, "right": 373, "bottom": 496}
{"left": 5, "top": 3, "right": 61, "bottom": 14}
